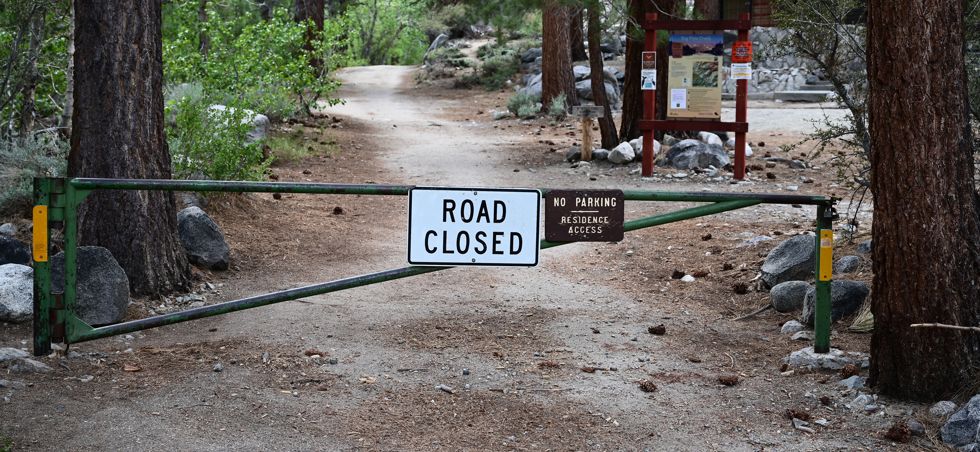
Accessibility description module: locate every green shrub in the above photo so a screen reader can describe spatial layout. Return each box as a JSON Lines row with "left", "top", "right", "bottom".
{"left": 0, "top": 132, "right": 67, "bottom": 216}
{"left": 428, "top": 47, "right": 471, "bottom": 68}
{"left": 165, "top": 97, "right": 271, "bottom": 181}
{"left": 507, "top": 92, "right": 540, "bottom": 119}
{"left": 479, "top": 53, "right": 520, "bottom": 90}
{"left": 547, "top": 94, "right": 568, "bottom": 121}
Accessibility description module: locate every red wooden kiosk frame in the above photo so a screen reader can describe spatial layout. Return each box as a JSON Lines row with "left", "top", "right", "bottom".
{"left": 640, "top": 12, "right": 752, "bottom": 179}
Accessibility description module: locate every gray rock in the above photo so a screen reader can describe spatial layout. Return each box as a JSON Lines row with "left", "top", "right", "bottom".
{"left": 629, "top": 138, "right": 662, "bottom": 158}
{"left": 52, "top": 246, "right": 130, "bottom": 326}
{"left": 791, "top": 330, "right": 812, "bottom": 341}
{"left": 0, "top": 235, "right": 31, "bottom": 266}
{"left": 591, "top": 148, "right": 609, "bottom": 160}
{"left": 849, "top": 393, "right": 874, "bottom": 410}
{"left": 0, "top": 264, "right": 32, "bottom": 323}
{"left": 517, "top": 81, "right": 542, "bottom": 99}
{"left": 942, "top": 395, "right": 980, "bottom": 447}
{"left": 784, "top": 346, "right": 869, "bottom": 370}
{"left": 573, "top": 65, "right": 591, "bottom": 81}
{"left": 422, "top": 33, "right": 450, "bottom": 63}
{"left": 9, "top": 357, "right": 52, "bottom": 373}
{"left": 0, "top": 223, "right": 17, "bottom": 236}
{"left": 698, "top": 131, "right": 724, "bottom": 147}
{"left": 780, "top": 320, "right": 805, "bottom": 335}
{"left": 770, "top": 280, "right": 812, "bottom": 313}
{"left": 662, "top": 134, "right": 680, "bottom": 146}
{"left": 177, "top": 207, "right": 231, "bottom": 271}
{"left": 0, "top": 379, "right": 26, "bottom": 389}
{"left": 207, "top": 105, "right": 269, "bottom": 143}
{"left": 933, "top": 401, "right": 959, "bottom": 418}
{"left": 801, "top": 280, "right": 870, "bottom": 326}
{"left": 575, "top": 80, "right": 620, "bottom": 104}
{"left": 907, "top": 419, "right": 926, "bottom": 436}
{"left": 857, "top": 239, "right": 872, "bottom": 254}
{"left": 838, "top": 375, "right": 866, "bottom": 389}
{"left": 565, "top": 146, "right": 582, "bottom": 163}
{"left": 834, "top": 255, "right": 861, "bottom": 274}
{"left": 608, "top": 142, "right": 636, "bottom": 164}
{"left": 761, "top": 235, "right": 815, "bottom": 288}
{"left": 0, "top": 347, "right": 29, "bottom": 363}
{"left": 659, "top": 139, "right": 731, "bottom": 170}
{"left": 521, "top": 47, "right": 542, "bottom": 63}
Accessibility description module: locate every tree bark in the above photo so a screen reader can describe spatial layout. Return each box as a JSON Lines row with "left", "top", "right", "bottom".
{"left": 69, "top": 0, "right": 191, "bottom": 297}
{"left": 294, "top": 0, "right": 325, "bottom": 70}
{"left": 59, "top": 1, "right": 75, "bottom": 138}
{"left": 588, "top": 4, "right": 618, "bottom": 149}
{"left": 198, "top": 0, "right": 210, "bottom": 58}
{"left": 621, "top": 0, "right": 671, "bottom": 141}
{"left": 694, "top": 0, "right": 720, "bottom": 20}
{"left": 570, "top": 8, "right": 588, "bottom": 62}
{"left": 867, "top": 0, "right": 980, "bottom": 400}
{"left": 542, "top": 0, "right": 578, "bottom": 108}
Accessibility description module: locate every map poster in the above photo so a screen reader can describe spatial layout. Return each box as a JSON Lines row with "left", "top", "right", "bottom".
{"left": 666, "top": 34, "right": 723, "bottom": 119}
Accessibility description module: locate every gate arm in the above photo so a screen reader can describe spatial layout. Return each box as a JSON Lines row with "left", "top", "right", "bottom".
{"left": 65, "top": 199, "right": 761, "bottom": 345}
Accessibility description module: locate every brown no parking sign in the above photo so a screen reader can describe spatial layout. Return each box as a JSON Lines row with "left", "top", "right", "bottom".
{"left": 545, "top": 190, "right": 624, "bottom": 242}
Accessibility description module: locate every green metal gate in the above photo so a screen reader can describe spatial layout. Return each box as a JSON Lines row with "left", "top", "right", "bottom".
{"left": 31, "top": 177, "right": 838, "bottom": 356}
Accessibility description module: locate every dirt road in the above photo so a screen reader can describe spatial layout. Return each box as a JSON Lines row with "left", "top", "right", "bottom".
{"left": 1, "top": 66, "right": 918, "bottom": 451}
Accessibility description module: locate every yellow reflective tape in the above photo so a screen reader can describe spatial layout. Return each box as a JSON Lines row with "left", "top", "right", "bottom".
{"left": 818, "top": 230, "right": 833, "bottom": 281}
{"left": 33, "top": 206, "right": 48, "bottom": 262}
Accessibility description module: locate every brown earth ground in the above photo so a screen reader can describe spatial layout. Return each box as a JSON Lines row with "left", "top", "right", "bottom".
{"left": 0, "top": 65, "right": 943, "bottom": 451}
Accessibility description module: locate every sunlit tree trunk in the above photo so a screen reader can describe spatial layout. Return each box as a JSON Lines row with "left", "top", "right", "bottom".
{"left": 542, "top": 0, "right": 578, "bottom": 108}
{"left": 588, "top": 3, "right": 618, "bottom": 149}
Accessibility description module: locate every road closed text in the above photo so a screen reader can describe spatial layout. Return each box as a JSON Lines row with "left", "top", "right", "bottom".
{"left": 408, "top": 188, "right": 540, "bottom": 266}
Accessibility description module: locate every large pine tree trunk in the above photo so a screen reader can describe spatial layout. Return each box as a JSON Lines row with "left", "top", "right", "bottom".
{"left": 570, "top": 8, "right": 588, "bottom": 62}
{"left": 588, "top": 5, "right": 618, "bottom": 149}
{"left": 68, "top": 0, "right": 191, "bottom": 298}
{"left": 541, "top": 0, "right": 578, "bottom": 108}
{"left": 867, "top": 0, "right": 980, "bottom": 400}
{"left": 294, "top": 0, "right": 325, "bottom": 70}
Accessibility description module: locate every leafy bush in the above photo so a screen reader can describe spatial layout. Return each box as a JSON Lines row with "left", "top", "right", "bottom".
{"left": 165, "top": 96, "right": 271, "bottom": 181}
{"left": 547, "top": 94, "right": 568, "bottom": 121}
{"left": 0, "top": 132, "right": 67, "bottom": 216}
{"left": 478, "top": 53, "right": 520, "bottom": 90}
{"left": 428, "top": 47, "right": 471, "bottom": 68}
{"left": 507, "top": 92, "right": 540, "bottom": 119}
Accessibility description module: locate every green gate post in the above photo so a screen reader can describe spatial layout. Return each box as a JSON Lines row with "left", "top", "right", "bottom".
{"left": 32, "top": 178, "right": 66, "bottom": 356}
{"left": 813, "top": 205, "right": 835, "bottom": 353}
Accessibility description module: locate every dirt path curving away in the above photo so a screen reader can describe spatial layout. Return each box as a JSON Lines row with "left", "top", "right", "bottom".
{"left": 0, "top": 66, "right": 919, "bottom": 451}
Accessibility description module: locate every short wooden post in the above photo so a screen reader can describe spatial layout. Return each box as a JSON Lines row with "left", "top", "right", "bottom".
{"left": 571, "top": 106, "right": 605, "bottom": 162}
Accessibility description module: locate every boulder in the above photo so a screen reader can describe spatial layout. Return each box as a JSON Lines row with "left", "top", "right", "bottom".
{"left": 608, "top": 142, "right": 636, "bottom": 164}
{"left": 423, "top": 33, "right": 450, "bottom": 63}
{"left": 517, "top": 80, "right": 542, "bottom": 99}
{"left": 659, "top": 139, "right": 731, "bottom": 170}
{"left": 942, "top": 395, "right": 980, "bottom": 447}
{"left": 724, "top": 138, "right": 753, "bottom": 156}
{"left": 698, "top": 131, "right": 724, "bottom": 147}
{"left": 0, "top": 236, "right": 31, "bottom": 266}
{"left": 177, "top": 207, "right": 231, "bottom": 271}
{"left": 629, "top": 138, "right": 662, "bottom": 158}
{"left": 51, "top": 246, "right": 130, "bottom": 326}
{"left": 0, "top": 223, "right": 17, "bottom": 236}
{"left": 780, "top": 320, "right": 805, "bottom": 335}
{"left": 207, "top": 105, "right": 270, "bottom": 143}
{"left": 834, "top": 255, "right": 861, "bottom": 274}
{"left": 932, "top": 401, "right": 958, "bottom": 418}
{"left": 761, "top": 235, "right": 815, "bottom": 288}
{"left": 591, "top": 148, "right": 609, "bottom": 160}
{"left": 0, "top": 264, "right": 33, "bottom": 323}
{"left": 521, "top": 47, "right": 543, "bottom": 63}
{"left": 839, "top": 375, "right": 866, "bottom": 390}
{"left": 9, "top": 358, "right": 52, "bottom": 373}
{"left": 575, "top": 80, "right": 620, "bottom": 104}
{"left": 857, "top": 239, "right": 873, "bottom": 254}
{"left": 565, "top": 146, "right": 582, "bottom": 163}
{"left": 0, "top": 347, "right": 29, "bottom": 363}
{"left": 783, "top": 346, "right": 869, "bottom": 370}
{"left": 801, "top": 280, "right": 870, "bottom": 326}
{"left": 770, "top": 280, "right": 811, "bottom": 313}
{"left": 573, "top": 65, "right": 591, "bottom": 81}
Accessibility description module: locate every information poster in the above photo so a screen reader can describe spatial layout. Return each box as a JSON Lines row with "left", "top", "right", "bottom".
{"left": 666, "top": 34, "right": 723, "bottom": 119}
{"left": 641, "top": 51, "right": 656, "bottom": 90}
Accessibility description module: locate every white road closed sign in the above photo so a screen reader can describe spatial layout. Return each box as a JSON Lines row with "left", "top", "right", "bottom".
{"left": 408, "top": 188, "right": 541, "bottom": 266}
